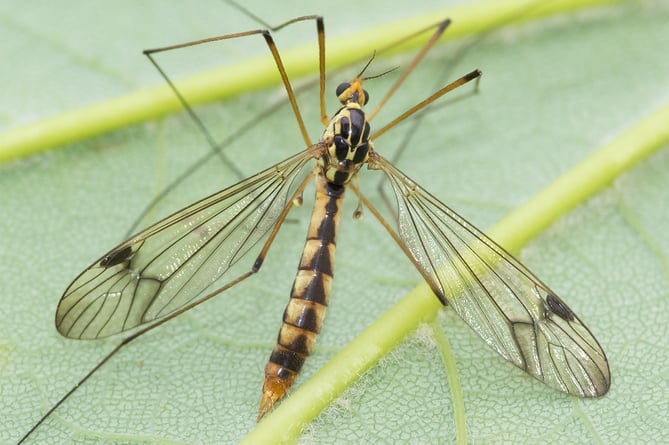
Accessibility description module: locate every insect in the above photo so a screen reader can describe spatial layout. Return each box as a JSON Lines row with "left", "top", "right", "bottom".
{"left": 21, "top": 8, "right": 610, "bottom": 444}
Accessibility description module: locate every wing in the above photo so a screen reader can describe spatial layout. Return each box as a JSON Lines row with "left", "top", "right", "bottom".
{"left": 372, "top": 154, "right": 610, "bottom": 397}
{"left": 56, "top": 148, "right": 318, "bottom": 339}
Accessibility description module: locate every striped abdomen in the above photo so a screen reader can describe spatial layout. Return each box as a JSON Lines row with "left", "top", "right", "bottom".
{"left": 258, "top": 172, "right": 345, "bottom": 420}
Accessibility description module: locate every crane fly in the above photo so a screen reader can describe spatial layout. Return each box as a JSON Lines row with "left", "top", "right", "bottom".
{"left": 21, "top": 9, "right": 610, "bottom": 444}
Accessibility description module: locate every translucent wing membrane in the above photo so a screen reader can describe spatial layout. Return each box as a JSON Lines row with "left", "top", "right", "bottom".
{"left": 56, "top": 148, "right": 318, "bottom": 339}
{"left": 372, "top": 154, "right": 610, "bottom": 397}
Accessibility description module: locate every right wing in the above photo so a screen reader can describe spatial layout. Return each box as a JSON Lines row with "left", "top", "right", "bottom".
{"left": 371, "top": 153, "right": 610, "bottom": 397}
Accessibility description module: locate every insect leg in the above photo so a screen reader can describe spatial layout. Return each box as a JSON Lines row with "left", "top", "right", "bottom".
{"left": 223, "top": 0, "right": 327, "bottom": 125}
{"left": 19, "top": 167, "right": 316, "bottom": 444}
{"left": 143, "top": 13, "right": 325, "bottom": 147}
{"left": 370, "top": 69, "right": 481, "bottom": 141}
{"left": 367, "top": 18, "right": 451, "bottom": 122}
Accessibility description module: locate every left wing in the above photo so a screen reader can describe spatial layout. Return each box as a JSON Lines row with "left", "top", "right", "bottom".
{"left": 56, "top": 148, "right": 317, "bottom": 339}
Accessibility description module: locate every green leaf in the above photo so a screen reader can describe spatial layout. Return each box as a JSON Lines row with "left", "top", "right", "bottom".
{"left": 2, "top": 1, "right": 668, "bottom": 444}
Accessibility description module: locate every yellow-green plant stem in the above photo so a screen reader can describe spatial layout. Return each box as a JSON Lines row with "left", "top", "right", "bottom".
{"left": 489, "top": 101, "right": 669, "bottom": 248}
{"left": 241, "top": 101, "right": 669, "bottom": 444}
{"left": 0, "top": 0, "right": 623, "bottom": 164}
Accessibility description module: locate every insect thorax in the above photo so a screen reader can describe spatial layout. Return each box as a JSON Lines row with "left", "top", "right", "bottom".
{"left": 318, "top": 102, "right": 372, "bottom": 186}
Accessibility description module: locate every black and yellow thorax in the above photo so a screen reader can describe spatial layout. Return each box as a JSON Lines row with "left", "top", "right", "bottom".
{"left": 317, "top": 79, "right": 373, "bottom": 186}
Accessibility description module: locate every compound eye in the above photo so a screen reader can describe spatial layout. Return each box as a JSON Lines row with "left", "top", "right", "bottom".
{"left": 336, "top": 82, "right": 350, "bottom": 98}
{"left": 362, "top": 89, "right": 369, "bottom": 105}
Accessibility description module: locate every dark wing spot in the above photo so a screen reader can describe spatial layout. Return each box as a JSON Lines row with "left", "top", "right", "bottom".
{"left": 545, "top": 293, "right": 575, "bottom": 321}
{"left": 99, "top": 245, "right": 133, "bottom": 268}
